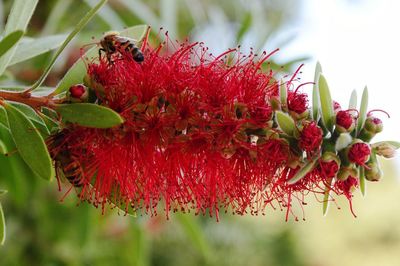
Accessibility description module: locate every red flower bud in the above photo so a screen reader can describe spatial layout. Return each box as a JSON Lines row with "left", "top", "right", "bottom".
{"left": 299, "top": 121, "right": 323, "bottom": 155}
{"left": 335, "top": 110, "right": 355, "bottom": 132}
{"left": 68, "top": 84, "right": 89, "bottom": 102}
{"left": 69, "top": 84, "right": 86, "bottom": 98}
{"left": 318, "top": 152, "right": 340, "bottom": 178}
{"left": 287, "top": 91, "right": 308, "bottom": 117}
{"left": 347, "top": 141, "right": 371, "bottom": 166}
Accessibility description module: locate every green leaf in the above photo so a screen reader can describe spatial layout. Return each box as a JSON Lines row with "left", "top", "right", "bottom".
{"left": 9, "top": 102, "right": 46, "bottom": 125}
{"left": 236, "top": 12, "right": 252, "bottom": 43}
{"left": 323, "top": 178, "right": 334, "bottom": 216}
{"left": 357, "top": 86, "right": 369, "bottom": 135}
{"left": 279, "top": 81, "right": 287, "bottom": 110}
{"left": 0, "top": 106, "right": 6, "bottom": 126}
{"left": 29, "top": 0, "right": 107, "bottom": 92}
{"left": 0, "top": 139, "right": 7, "bottom": 154}
{"left": 312, "top": 61, "right": 322, "bottom": 120}
{"left": 176, "top": 214, "right": 211, "bottom": 260}
{"left": 9, "top": 34, "right": 67, "bottom": 66}
{"left": 287, "top": 158, "right": 318, "bottom": 185}
{"left": 359, "top": 167, "right": 366, "bottom": 196}
{"left": 55, "top": 103, "right": 124, "bottom": 128}
{"left": 318, "top": 74, "right": 334, "bottom": 132}
{"left": 0, "top": 202, "right": 5, "bottom": 245}
{"left": 275, "top": 111, "right": 296, "bottom": 136}
{"left": 0, "top": 30, "right": 24, "bottom": 58}
{"left": 0, "top": 123, "right": 36, "bottom": 206}
{"left": 348, "top": 89, "right": 357, "bottom": 109}
{"left": 41, "top": 0, "right": 73, "bottom": 36}
{"left": 3, "top": 102, "right": 53, "bottom": 180}
{"left": 53, "top": 24, "right": 148, "bottom": 95}
{"left": 83, "top": 0, "right": 124, "bottom": 29}
{"left": 0, "top": 0, "right": 38, "bottom": 75}
{"left": 372, "top": 141, "right": 400, "bottom": 149}
{"left": 0, "top": 190, "right": 7, "bottom": 197}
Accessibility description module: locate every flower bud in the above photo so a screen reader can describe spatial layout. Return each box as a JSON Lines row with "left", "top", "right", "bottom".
{"left": 365, "top": 161, "right": 383, "bottom": 182}
{"left": 67, "top": 84, "right": 89, "bottom": 102}
{"left": 346, "top": 140, "right": 371, "bottom": 166}
{"left": 299, "top": 121, "right": 323, "bottom": 155}
{"left": 287, "top": 91, "right": 309, "bottom": 120}
{"left": 364, "top": 116, "right": 383, "bottom": 133}
{"left": 335, "top": 110, "right": 355, "bottom": 133}
{"left": 319, "top": 152, "right": 340, "bottom": 178}
{"left": 373, "top": 142, "right": 397, "bottom": 158}
{"left": 359, "top": 116, "right": 383, "bottom": 142}
{"left": 337, "top": 165, "right": 358, "bottom": 181}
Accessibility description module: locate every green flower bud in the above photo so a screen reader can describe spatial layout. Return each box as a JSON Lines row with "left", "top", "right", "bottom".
{"left": 373, "top": 142, "right": 397, "bottom": 159}
{"left": 337, "top": 165, "right": 358, "bottom": 181}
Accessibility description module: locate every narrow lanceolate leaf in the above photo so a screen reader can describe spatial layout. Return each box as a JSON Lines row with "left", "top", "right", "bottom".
{"left": 0, "top": 202, "right": 5, "bottom": 245}
{"left": 318, "top": 74, "right": 334, "bottom": 132}
{"left": 275, "top": 111, "right": 296, "bottom": 136}
{"left": 55, "top": 103, "right": 124, "bottom": 128}
{"left": 279, "top": 81, "right": 287, "bottom": 109}
{"left": 312, "top": 61, "right": 322, "bottom": 120}
{"left": 53, "top": 24, "right": 148, "bottom": 95}
{"left": 287, "top": 158, "right": 318, "bottom": 185}
{"left": 348, "top": 89, "right": 357, "bottom": 109}
{"left": 357, "top": 86, "right": 369, "bottom": 135}
{"left": 4, "top": 102, "right": 53, "bottom": 180}
{"left": 0, "top": 30, "right": 24, "bottom": 58}
{"left": 323, "top": 178, "right": 334, "bottom": 216}
{"left": 0, "top": 0, "right": 38, "bottom": 75}
{"left": 29, "top": 0, "right": 107, "bottom": 91}
{"left": 359, "top": 167, "right": 366, "bottom": 196}
{"left": 9, "top": 34, "right": 67, "bottom": 66}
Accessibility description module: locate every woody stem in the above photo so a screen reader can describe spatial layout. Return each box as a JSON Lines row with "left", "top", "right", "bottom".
{"left": 0, "top": 90, "right": 62, "bottom": 109}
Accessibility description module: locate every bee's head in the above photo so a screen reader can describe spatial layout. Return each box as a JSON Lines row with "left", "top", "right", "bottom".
{"left": 102, "top": 31, "right": 120, "bottom": 40}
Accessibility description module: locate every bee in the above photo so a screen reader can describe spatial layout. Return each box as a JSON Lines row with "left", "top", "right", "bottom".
{"left": 55, "top": 154, "right": 84, "bottom": 187}
{"left": 99, "top": 31, "right": 144, "bottom": 63}
{"left": 48, "top": 133, "right": 84, "bottom": 188}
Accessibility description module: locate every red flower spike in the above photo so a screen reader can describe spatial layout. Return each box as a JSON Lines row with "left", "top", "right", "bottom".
{"left": 47, "top": 36, "right": 390, "bottom": 221}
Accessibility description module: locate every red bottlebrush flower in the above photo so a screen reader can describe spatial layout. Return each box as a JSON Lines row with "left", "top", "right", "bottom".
{"left": 347, "top": 141, "right": 371, "bottom": 166}
{"left": 299, "top": 121, "right": 323, "bottom": 155}
{"left": 335, "top": 110, "right": 355, "bottom": 132}
{"left": 49, "top": 39, "right": 284, "bottom": 219}
{"left": 45, "top": 34, "right": 390, "bottom": 221}
{"left": 287, "top": 90, "right": 308, "bottom": 116}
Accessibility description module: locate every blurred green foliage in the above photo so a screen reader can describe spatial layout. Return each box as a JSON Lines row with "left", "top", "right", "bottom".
{"left": 0, "top": 1, "right": 399, "bottom": 266}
